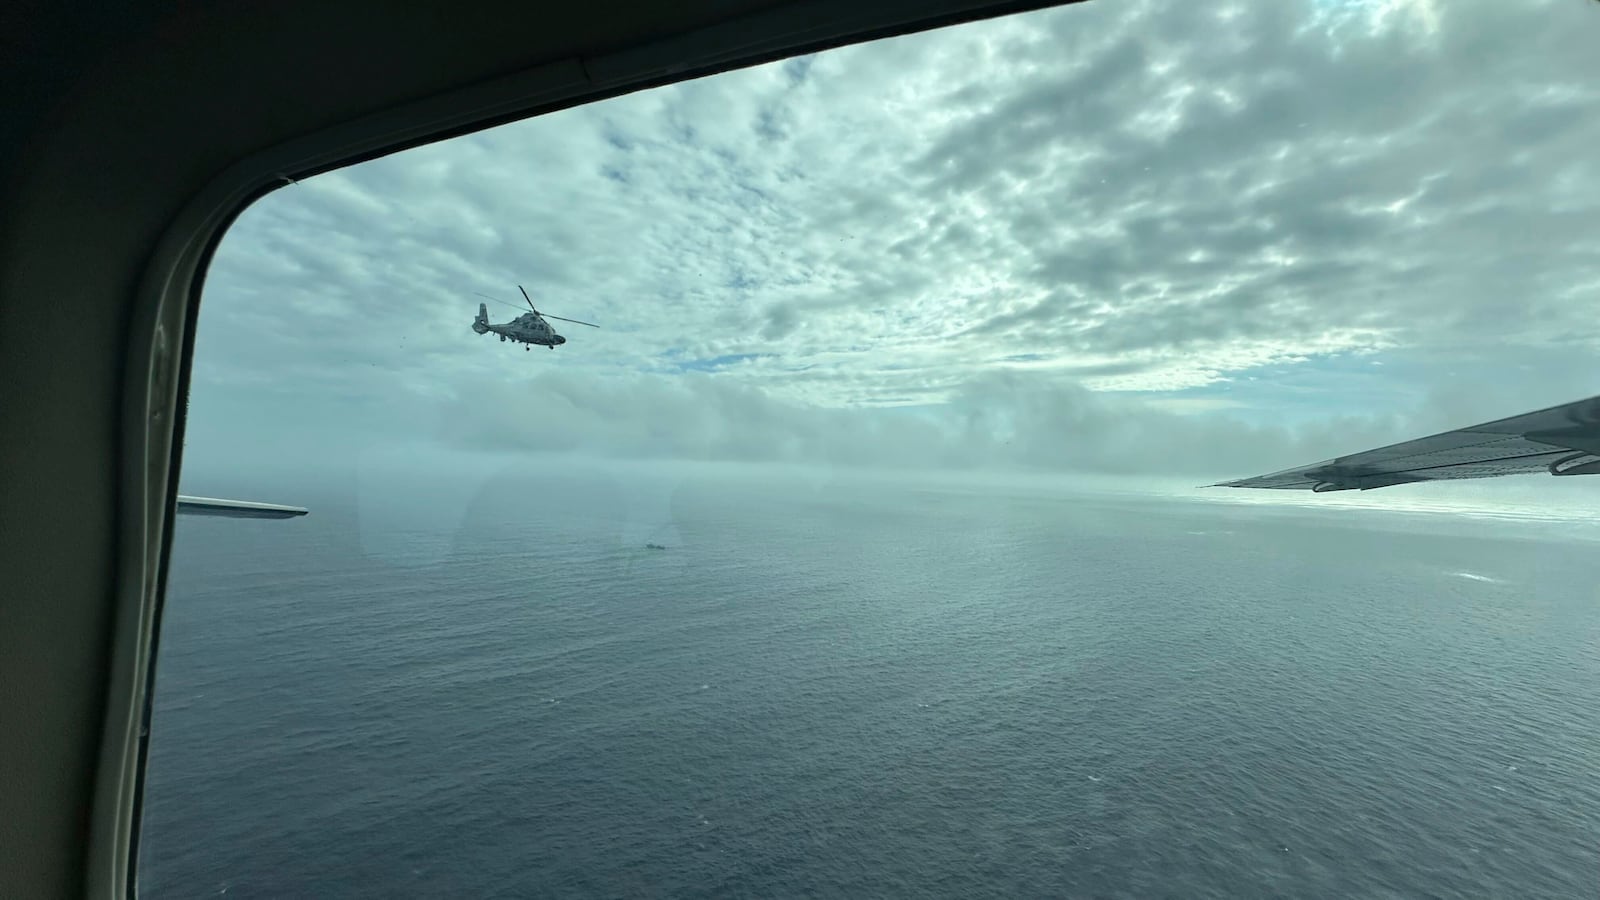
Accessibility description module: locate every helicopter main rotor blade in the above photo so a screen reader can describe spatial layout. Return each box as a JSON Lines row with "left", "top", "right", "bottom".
{"left": 542, "top": 314, "right": 600, "bottom": 328}
{"left": 514, "top": 283, "right": 597, "bottom": 327}
{"left": 472, "top": 292, "right": 526, "bottom": 313}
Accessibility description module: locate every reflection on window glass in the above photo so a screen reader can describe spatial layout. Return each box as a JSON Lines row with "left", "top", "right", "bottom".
{"left": 143, "top": 0, "right": 1600, "bottom": 896}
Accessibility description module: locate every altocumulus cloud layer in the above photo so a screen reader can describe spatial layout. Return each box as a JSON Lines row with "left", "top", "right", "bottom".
{"left": 184, "top": 0, "right": 1600, "bottom": 484}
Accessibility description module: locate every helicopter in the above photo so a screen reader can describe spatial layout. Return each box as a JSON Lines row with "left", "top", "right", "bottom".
{"left": 471, "top": 284, "right": 599, "bottom": 350}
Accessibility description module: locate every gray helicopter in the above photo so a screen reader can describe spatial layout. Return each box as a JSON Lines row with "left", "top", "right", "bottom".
{"left": 472, "top": 284, "right": 598, "bottom": 350}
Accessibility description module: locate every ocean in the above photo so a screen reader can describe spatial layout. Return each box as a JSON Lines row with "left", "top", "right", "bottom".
{"left": 137, "top": 465, "right": 1600, "bottom": 897}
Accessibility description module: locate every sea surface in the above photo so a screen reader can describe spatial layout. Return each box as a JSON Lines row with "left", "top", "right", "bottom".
{"left": 138, "top": 467, "right": 1600, "bottom": 898}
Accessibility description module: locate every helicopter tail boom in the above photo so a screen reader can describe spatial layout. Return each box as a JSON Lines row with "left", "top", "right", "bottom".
{"left": 472, "top": 303, "right": 490, "bottom": 334}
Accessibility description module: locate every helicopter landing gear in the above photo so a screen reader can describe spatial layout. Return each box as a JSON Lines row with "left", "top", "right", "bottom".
{"left": 524, "top": 344, "right": 529, "bottom": 351}
{"left": 499, "top": 335, "right": 505, "bottom": 342}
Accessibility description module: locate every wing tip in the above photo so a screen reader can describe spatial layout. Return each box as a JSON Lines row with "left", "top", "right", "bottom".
{"left": 176, "top": 495, "right": 309, "bottom": 519}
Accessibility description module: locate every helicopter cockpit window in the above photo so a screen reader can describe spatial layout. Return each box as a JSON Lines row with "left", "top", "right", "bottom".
{"left": 142, "top": 0, "right": 1600, "bottom": 896}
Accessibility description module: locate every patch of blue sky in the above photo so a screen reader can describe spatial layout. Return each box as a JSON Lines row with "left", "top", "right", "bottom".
{"left": 660, "top": 350, "right": 770, "bottom": 373}
{"left": 601, "top": 127, "right": 635, "bottom": 152}
{"left": 1304, "top": 0, "right": 1440, "bottom": 47}
{"left": 782, "top": 54, "right": 816, "bottom": 86}
{"left": 1173, "top": 350, "right": 1429, "bottom": 424}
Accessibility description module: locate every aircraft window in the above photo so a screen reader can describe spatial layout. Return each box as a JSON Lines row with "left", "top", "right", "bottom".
{"left": 142, "top": 0, "right": 1600, "bottom": 896}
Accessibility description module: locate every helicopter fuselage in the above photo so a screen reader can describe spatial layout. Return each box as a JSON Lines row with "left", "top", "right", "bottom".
{"left": 474, "top": 309, "right": 566, "bottom": 348}
{"left": 472, "top": 292, "right": 593, "bottom": 350}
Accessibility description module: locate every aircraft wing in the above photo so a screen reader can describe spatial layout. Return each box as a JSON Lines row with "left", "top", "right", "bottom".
{"left": 1215, "top": 394, "right": 1600, "bottom": 492}
{"left": 176, "top": 495, "right": 309, "bottom": 518}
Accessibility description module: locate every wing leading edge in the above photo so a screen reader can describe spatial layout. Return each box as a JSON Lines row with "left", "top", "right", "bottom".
{"left": 1216, "top": 394, "right": 1600, "bottom": 492}
{"left": 176, "top": 495, "right": 309, "bottom": 518}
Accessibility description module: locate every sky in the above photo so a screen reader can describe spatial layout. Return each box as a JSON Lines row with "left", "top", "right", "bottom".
{"left": 181, "top": 0, "right": 1600, "bottom": 505}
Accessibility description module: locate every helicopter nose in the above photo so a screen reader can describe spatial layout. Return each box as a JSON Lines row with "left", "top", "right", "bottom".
{"left": 554, "top": 335, "right": 566, "bottom": 345}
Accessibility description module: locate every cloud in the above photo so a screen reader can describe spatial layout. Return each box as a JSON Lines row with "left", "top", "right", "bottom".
{"left": 429, "top": 367, "right": 1426, "bottom": 484}
{"left": 183, "top": 0, "right": 1600, "bottom": 485}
